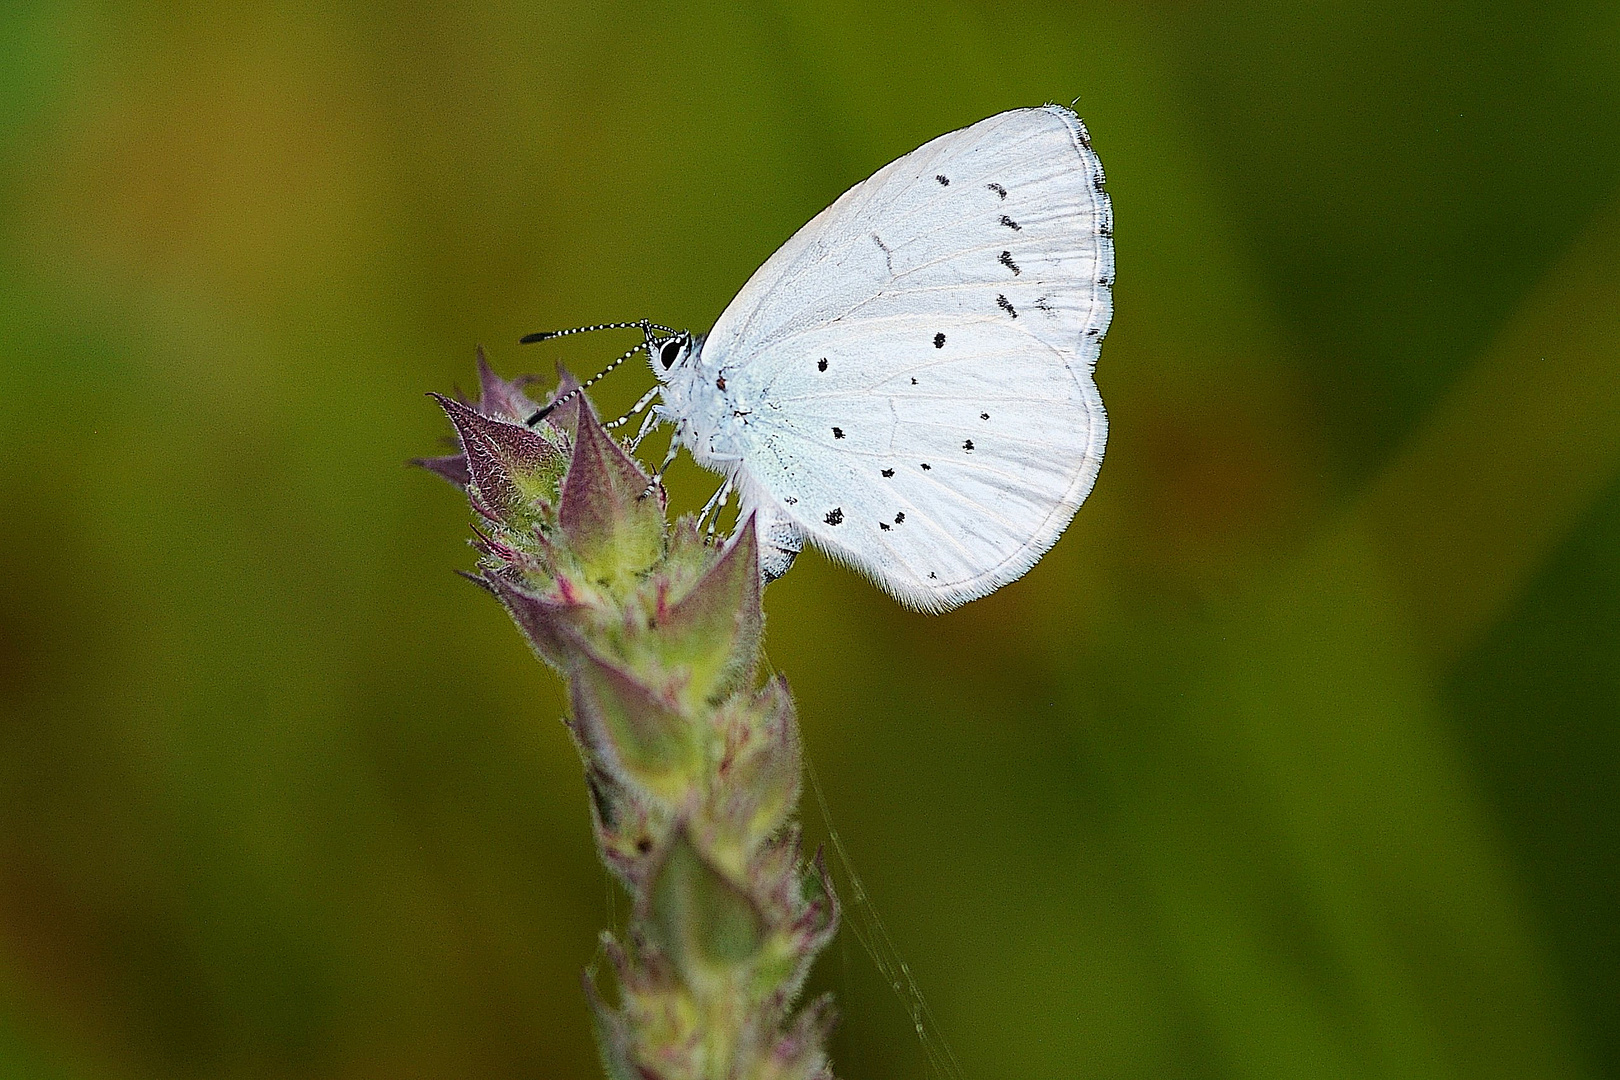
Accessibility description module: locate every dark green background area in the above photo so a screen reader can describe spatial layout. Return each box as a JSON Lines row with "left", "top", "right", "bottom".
{"left": 2, "top": 1, "right": 1617, "bottom": 1077}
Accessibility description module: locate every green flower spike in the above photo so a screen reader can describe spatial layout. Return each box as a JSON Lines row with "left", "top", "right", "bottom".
{"left": 420, "top": 353, "right": 841, "bottom": 1080}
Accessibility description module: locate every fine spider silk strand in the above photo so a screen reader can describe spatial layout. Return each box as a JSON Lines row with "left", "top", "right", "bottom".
{"left": 805, "top": 754, "right": 964, "bottom": 1080}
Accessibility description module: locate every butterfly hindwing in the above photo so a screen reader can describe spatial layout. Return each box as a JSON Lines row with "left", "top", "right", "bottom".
{"left": 700, "top": 105, "right": 1113, "bottom": 610}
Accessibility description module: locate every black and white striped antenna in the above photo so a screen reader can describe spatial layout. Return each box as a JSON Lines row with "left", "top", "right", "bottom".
{"left": 519, "top": 319, "right": 675, "bottom": 425}
{"left": 518, "top": 319, "right": 675, "bottom": 345}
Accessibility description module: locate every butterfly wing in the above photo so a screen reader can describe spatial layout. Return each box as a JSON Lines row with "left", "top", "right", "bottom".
{"left": 703, "top": 105, "right": 1113, "bottom": 611}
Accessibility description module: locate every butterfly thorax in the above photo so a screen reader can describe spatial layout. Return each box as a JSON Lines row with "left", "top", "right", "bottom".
{"left": 656, "top": 334, "right": 763, "bottom": 472}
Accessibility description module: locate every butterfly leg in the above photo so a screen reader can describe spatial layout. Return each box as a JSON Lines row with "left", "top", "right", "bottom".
{"left": 628, "top": 403, "right": 663, "bottom": 452}
{"left": 638, "top": 437, "right": 681, "bottom": 501}
{"left": 697, "top": 478, "right": 735, "bottom": 536}
{"left": 604, "top": 385, "right": 661, "bottom": 431}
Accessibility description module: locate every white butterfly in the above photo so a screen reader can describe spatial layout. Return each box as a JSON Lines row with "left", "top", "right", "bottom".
{"left": 534, "top": 105, "right": 1113, "bottom": 612}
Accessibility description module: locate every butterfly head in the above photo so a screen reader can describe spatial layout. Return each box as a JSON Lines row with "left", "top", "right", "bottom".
{"left": 649, "top": 329, "right": 697, "bottom": 383}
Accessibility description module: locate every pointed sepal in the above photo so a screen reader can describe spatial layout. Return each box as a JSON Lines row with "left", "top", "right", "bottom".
{"left": 473, "top": 346, "right": 542, "bottom": 421}
{"left": 656, "top": 516, "right": 763, "bottom": 709}
{"left": 582, "top": 965, "right": 638, "bottom": 1080}
{"left": 486, "top": 572, "right": 590, "bottom": 670}
{"left": 541, "top": 364, "right": 585, "bottom": 438}
{"left": 797, "top": 845, "right": 840, "bottom": 961}
{"left": 771, "top": 993, "right": 838, "bottom": 1080}
{"left": 743, "top": 835, "right": 839, "bottom": 1015}
{"left": 571, "top": 646, "right": 702, "bottom": 803}
{"left": 410, "top": 452, "right": 472, "bottom": 489}
{"left": 714, "top": 677, "right": 801, "bottom": 853}
{"left": 558, "top": 397, "right": 666, "bottom": 590}
{"left": 431, "top": 393, "right": 567, "bottom": 522}
{"left": 642, "top": 824, "right": 766, "bottom": 993}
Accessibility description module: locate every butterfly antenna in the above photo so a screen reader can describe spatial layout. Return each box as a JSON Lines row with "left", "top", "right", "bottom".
{"left": 521, "top": 318, "right": 678, "bottom": 426}
{"left": 525, "top": 340, "right": 653, "bottom": 426}
{"left": 519, "top": 320, "right": 675, "bottom": 345}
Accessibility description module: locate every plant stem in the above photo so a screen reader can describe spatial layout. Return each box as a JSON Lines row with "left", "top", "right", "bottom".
{"left": 419, "top": 354, "right": 840, "bottom": 1080}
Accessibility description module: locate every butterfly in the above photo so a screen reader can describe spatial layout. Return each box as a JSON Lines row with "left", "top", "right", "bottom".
{"left": 528, "top": 105, "right": 1113, "bottom": 613}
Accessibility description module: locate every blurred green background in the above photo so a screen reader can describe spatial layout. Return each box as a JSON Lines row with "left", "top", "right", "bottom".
{"left": 2, "top": 1, "right": 1618, "bottom": 1077}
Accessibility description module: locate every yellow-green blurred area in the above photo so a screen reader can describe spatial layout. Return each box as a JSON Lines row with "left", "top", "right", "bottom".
{"left": 3, "top": 0, "right": 1620, "bottom": 1077}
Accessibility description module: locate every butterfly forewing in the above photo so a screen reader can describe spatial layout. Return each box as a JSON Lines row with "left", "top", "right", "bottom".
{"left": 701, "top": 105, "right": 1113, "bottom": 610}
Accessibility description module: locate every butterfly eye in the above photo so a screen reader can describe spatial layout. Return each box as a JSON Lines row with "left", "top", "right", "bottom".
{"left": 659, "top": 339, "right": 682, "bottom": 369}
